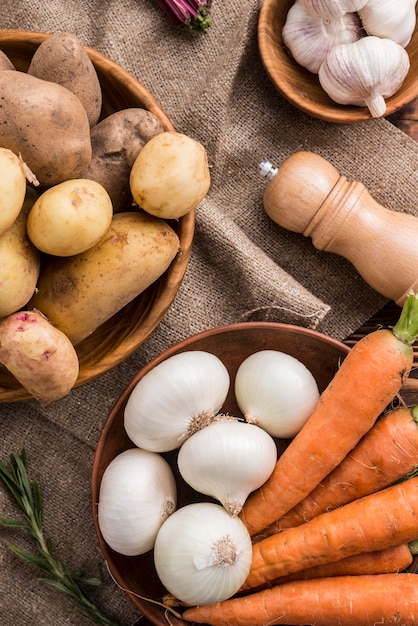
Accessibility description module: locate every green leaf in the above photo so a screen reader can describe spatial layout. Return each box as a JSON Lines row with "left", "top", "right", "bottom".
{"left": 0, "top": 517, "right": 28, "bottom": 529}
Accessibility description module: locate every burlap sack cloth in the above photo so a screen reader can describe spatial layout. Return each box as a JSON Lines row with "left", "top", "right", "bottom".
{"left": 1, "top": 1, "right": 418, "bottom": 624}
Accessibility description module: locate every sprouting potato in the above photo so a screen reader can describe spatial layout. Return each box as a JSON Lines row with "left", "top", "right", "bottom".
{"left": 0, "top": 147, "right": 29, "bottom": 236}
{"left": 129, "top": 131, "right": 211, "bottom": 219}
{"left": 27, "top": 179, "right": 114, "bottom": 256}
{"left": 0, "top": 70, "right": 92, "bottom": 186}
{"left": 0, "top": 309, "right": 80, "bottom": 405}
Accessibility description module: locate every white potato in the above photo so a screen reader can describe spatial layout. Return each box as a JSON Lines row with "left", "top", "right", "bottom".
{"left": 0, "top": 148, "right": 28, "bottom": 236}
{"left": 27, "top": 179, "right": 113, "bottom": 256}
{"left": 129, "top": 131, "right": 211, "bottom": 219}
{"left": 0, "top": 187, "right": 40, "bottom": 317}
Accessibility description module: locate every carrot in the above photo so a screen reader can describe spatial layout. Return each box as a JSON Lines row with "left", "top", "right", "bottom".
{"left": 239, "top": 292, "right": 418, "bottom": 536}
{"left": 182, "top": 573, "right": 418, "bottom": 626}
{"left": 244, "top": 475, "right": 418, "bottom": 590}
{"left": 259, "top": 543, "right": 413, "bottom": 588}
{"left": 253, "top": 405, "right": 418, "bottom": 539}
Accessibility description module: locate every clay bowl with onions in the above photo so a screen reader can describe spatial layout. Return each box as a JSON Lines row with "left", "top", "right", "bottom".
{"left": 91, "top": 322, "right": 351, "bottom": 625}
{"left": 0, "top": 30, "right": 195, "bottom": 402}
{"left": 258, "top": 0, "right": 418, "bottom": 123}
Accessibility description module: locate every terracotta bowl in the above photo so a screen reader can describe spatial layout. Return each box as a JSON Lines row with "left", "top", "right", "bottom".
{"left": 0, "top": 30, "right": 195, "bottom": 402}
{"left": 92, "top": 322, "right": 350, "bottom": 625}
{"left": 258, "top": 0, "right": 418, "bottom": 123}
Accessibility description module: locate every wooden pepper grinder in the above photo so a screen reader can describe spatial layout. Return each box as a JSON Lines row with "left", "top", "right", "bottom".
{"left": 261, "top": 151, "right": 418, "bottom": 306}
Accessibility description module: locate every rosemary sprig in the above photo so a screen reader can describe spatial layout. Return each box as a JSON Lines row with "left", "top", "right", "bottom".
{"left": 0, "top": 449, "right": 121, "bottom": 626}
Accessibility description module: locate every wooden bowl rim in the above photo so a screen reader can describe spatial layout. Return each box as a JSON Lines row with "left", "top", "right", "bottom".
{"left": 258, "top": 0, "right": 418, "bottom": 123}
{"left": 0, "top": 29, "right": 195, "bottom": 402}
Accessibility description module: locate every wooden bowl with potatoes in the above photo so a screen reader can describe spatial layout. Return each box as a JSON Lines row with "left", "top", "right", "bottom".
{"left": 0, "top": 29, "right": 197, "bottom": 403}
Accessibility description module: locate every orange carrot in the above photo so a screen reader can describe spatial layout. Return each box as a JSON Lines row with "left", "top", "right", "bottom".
{"left": 182, "top": 573, "right": 418, "bottom": 626}
{"left": 260, "top": 543, "right": 413, "bottom": 588}
{"left": 254, "top": 405, "right": 418, "bottom": 539}
{"left": 240, "top": 292, "right": 418, "bottom": 536}
{"left": 244, "top": 475, "right": 418, "bottom": 590}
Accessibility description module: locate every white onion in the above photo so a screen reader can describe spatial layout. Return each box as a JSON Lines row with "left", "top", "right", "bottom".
{"left": 124, "top": 350, "right": 230, "bottom": 452}
{"left": 97, "top": 448, "right": 176, "bottom": 556}
{"left": 234, "top": 350, "right": 320, "bottom": 438}
{"left": 154, "top": 502, "right": 252, "bottom": 606}
{"left": 178, "top": 419, "right": 277, "bottom": 516}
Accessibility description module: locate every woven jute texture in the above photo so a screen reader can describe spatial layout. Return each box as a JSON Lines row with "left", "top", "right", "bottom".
{"left": 1, "top": 1, "right": 418, "bottom": 625}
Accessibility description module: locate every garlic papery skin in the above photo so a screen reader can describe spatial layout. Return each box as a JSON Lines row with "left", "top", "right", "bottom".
{"left": 154, "top": 502, "right": 252, "bottom": 606}
{"left": 234, "top": 350, "right": 320, "bottom": 439}
{"left": 358, "top": 0, "right": 417, "bottom": 48}
{"left": 299, "top": 0, "right": 368, "bottom": 20}
{"left": 177, "top": 420, "right": 277, "bottom": 517}
{"left": 283, "top": 0, "right": 364, "bottom": 74}
{"left": 97, "top": 448, "right": 177, "bottom": 556}
{"left": 124, "top": 350, "right": 230, "bottom": 452}
{"left": 318, "top": 36, "right": 411, "bottom": 118}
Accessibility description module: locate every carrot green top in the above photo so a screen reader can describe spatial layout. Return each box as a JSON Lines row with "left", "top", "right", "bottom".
{"left": 393, "top": 291, "right": 418, "bottom": 346}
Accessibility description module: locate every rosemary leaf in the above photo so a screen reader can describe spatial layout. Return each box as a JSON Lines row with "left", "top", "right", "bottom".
{"left": 0, "top": 449, "right": 122, "bottom": 626}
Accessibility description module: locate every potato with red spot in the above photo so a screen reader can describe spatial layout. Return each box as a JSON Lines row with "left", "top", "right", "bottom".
{"left": 0, "top": 310, "right": 79, "bottom": 405}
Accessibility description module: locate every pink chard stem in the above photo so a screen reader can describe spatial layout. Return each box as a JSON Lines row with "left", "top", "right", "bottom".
{"left": 154, "top": 0, "right": 211, "bottom": 33}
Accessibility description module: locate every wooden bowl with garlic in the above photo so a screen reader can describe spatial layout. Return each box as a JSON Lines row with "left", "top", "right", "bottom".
{"left": 92, "top": 322, "right": 349, "bottom": 625}
{"left": 258, "top": 0, "right": 418, "bottom": 123}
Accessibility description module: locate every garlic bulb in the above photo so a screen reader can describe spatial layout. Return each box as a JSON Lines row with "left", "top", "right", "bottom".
{"left": 358, "top": 0, "right": 417, "bottom": 48}
{"left": 154, "top": 502, "right": 252, "bottom": 606}
{"left": 299, "top": 0, "right": 368, "bottom": 20}
{"left": 124, "top": 350, "right": 230, "bottom": 452}
{"left": 177, "top": 419, "right": 277, "bottom": 517}
{"left": 234, "top": 350, "right": 320, "bottom": 438}
{"left": 283, "top": 0, "right": 363, "bottom": 74}
{"left": 318, "top": 36, "right": 410, "bottom": 118}
{"left": 97, "top": 448, "right": 177, "bottom": 556}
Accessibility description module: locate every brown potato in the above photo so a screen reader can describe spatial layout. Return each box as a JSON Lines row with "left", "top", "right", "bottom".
{"left": 30, "top": 211, "right": 180, "bottom": 344}
{"left": 0, "top": 187, "right": 40, "bottom": 318}
{"left": 0, "top": 70, "right": 92, "bottom": 186}
{"left": 80, "top": 108, "right": 164, "bottom": 212}
{"left": 0, "top": 50, "right": 15, "bottom": 71}
{"left": 0, "top": 309, "right": 79, "bottom": 405}
{"left": 28, "top": 32, "right": 102, "bottom": 127}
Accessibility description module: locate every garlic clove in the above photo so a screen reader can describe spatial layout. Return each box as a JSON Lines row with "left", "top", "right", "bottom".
{"left": 318, "top": 36, "right": 411, "bottom": 117}
{"left": 283, "top": 0, "right": 364, "bottom": 74}
{"left": 358, "top": 0, "right": 417, "bottom": 48}
{"left": 299, "top": 0, "right": 368, "bottom": 20}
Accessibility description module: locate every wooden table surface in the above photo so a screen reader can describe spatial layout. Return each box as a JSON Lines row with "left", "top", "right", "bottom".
{"left": 131, "top": 104, "right": 418, "bottom": 626}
